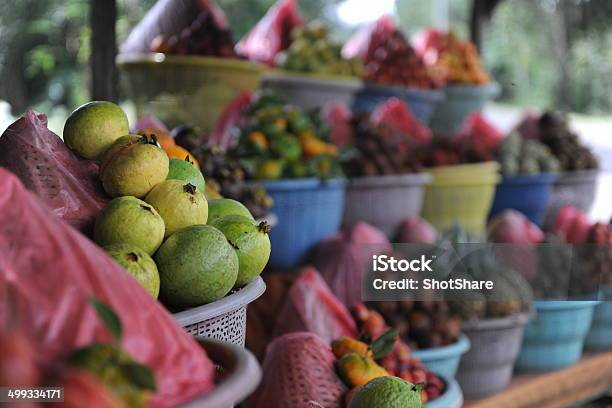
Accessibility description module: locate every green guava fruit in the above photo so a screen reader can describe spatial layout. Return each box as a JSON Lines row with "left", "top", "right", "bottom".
{"left": 94, "top": 196, "right": 165, "bottom": 255}
{"left": 209, "top": 215, "right": 271, "bottom": 287}
{"left": 144, "top": 180, "right": 208, "bottom": 237}
{"left": 100, "top": 135, "right": 169, "bottom": 198}
{"left": 154, "top": 225, "right": 239, "bottom": 307}
{"left": 104, "top": 243, "right": 160, "bottom": 298}
{"left": 167, "top": 158, "right": 205, "bottom": 192}
{"left": 349, "top": 376, "right": 423, "bottom": 408}
{"left": 207, "top": 198, "right": 254, "bottom": 225}
{"left": 63, "top": 101, "right": 129, "bottom": 160}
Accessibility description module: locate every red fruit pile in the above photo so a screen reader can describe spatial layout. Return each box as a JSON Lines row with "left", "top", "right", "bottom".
{"left": 150, "top": 10, "right": 237, "bottom": 58}
{"left": 364, "top": 27, "right": 442, "bottom": 89}
{"left": 351, "top": 305, "right": 446, "bottom": 403}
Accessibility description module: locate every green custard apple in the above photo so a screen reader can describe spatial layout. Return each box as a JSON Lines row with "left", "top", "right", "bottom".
{"left": 63, "top": 101, "right": 129, "bottom": 160}
{"left": 167, "top": 158, "right": 205, "bottom": 191}
{"left": 155, "top": 225, "right": 239, "bottom": 307}
{"left": 209, "top": 215, "right": 271, "bottom": 287}
{"left": 349, "top": 376, "right": 423, "bottom": 408}
{"left": 100, "top": 135, "right": 169, "bottom": 198}
{"left": 94, "top": 196, "right": 165, "bottom": 255}
{"left": 144, "top": 180, "right": 208, "bottom": 237}
{"left": 104, "top": 243, "right": 160, "bottom": 298}
{"left": 207, "top": 198, "right": 254, "bottom": 225}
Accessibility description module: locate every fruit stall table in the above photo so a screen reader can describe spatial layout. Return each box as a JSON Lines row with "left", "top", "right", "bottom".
{"left": 465, "top": 352, "right": 612, "bottom": 408}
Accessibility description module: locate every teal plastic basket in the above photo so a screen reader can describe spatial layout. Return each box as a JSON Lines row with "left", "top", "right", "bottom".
{"left": 430, "top": 83, "right": 500, "bottom": 134}
{"left": 412, "top": 334, "right": 470, "bottom": 379}
{"left": 585, "top": 301, "right": 612, "bottom": 350}
{"left": 515, "top": 301, "right": 599, "bottom": 372}
{"left": 261, "top": 178, "right": 346, "bottom": 270}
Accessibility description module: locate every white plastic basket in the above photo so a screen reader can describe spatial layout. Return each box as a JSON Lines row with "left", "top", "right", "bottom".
{"left": 179, "top": 337, "right": 262, "bottom": 408}
{"left": 173, "top": 277, "right": 266, "bottom": 345}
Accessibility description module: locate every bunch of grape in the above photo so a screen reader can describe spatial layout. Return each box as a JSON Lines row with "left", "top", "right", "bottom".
{"left": 150, "top": 10, "right": 236, "bottom": 58}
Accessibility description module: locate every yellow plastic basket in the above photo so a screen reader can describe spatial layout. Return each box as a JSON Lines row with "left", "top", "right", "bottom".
{"left": 421, "top": 162, "right": 500, "bottom": 235}
{"left": 117, "top": 53, "right": 264, "bottom": 131}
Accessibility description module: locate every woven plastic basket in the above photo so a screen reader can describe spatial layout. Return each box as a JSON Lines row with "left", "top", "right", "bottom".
{"left": 261, "top": 70, "right": 363, "bottom": 111}
{"left": 342, "top": 173, "right": 432, "bottom": 238}
{"left": 352, "top": 82, "right": 443, "bottom": 125}
{"left": 117, "top": 53, "right": 264, "bottom": 131}
{"left": 173, "top": 277, "right": 266, "bottom": 346}
{"left": 179, "top": 338, "right": 261, "bottom": 408}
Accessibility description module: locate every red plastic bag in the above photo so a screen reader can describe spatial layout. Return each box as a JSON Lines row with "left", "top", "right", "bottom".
{"left": 311, "top": 223, "right": 391, "bottom": 308}
{"left": 209, "top": 91, "right": 253, "bottom": 149}
{"left": 235, "top": 0, "right": 303, "bottom": 65}
{"left": 370, "top": 98, "right": 432, "bottom": 144}
{"left": 457, "top": 112, "right": 503, "bottom": 161}
{"left": 0, "top": 168, "right": 215, "bottom": 407}
{"left": 0, "top": 111, "right": 109, "bottom": 235}
{"left": 342, "top": 14, "right": 396, "bottom": 61}
{"left": 272, "top": 267, "right": 358, "bottom": 342}
{"left": 121, "top": 0, "right": 229, "bottom": 54}
{"left": 249, "top": 332, "right": 346, "bottom": 408}
{"left": 552, "top": 206, "right": 592, "bottom": 244}
{"left": 323, "top": 102, "right": 354, "bottom": 148}
{"left": 397, "top": 216, "right": 438, "bottom": 244}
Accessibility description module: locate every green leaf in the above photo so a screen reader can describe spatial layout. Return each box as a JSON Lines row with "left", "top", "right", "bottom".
{"left": 121, "top": 362, "right": 157, "bottom": 391}
{"left": 88, "top": 297, "right": 122, "bottom": 340}
{"left": 370, "top": 328, "right": 398, "bottom": 360}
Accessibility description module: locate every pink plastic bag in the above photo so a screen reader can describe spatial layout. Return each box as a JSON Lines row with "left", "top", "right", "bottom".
{"left": 457, "top": 112, "right": 503, "bottom": 161}
{"left": 121, "top": 0, "right": 229, "bottom": 54}
{"left": 312, "top": 223, "right": 391, "bottom": 308}
{"left": 272, "top": 267, "right": 358, "bottom": 342}
{"left": 209, "top": 91, "right": 253, "bottom": 149}
{"left": 323, "top": 102, "right": 354, "bottom": 148}
{"left": 552, "top": 206, "right": 592, "bottom": 244}
{"left": 0, "top": 168, "right": 215, "bottom": 407}
{"left": 0, "top": 111, "right": 109, "bottom": 235}
{"left": 249, "top": 332, "right": 346, "bottom": 408}
{"left": 370, "top": 98, "right": 432, "bottom": 144}
{"left": 397, "top": 216, "right": 438, "bottom": 244}
{"left": 235, "top": 0, "right": 303, "bottom": 65}
{"left": 342, "top": 14, "right": 396, "bottom": 61}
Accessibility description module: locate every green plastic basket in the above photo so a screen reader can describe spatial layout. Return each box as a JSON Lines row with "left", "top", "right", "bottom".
{"left": 117, "top": 53, "right": 264, "bottom": 131}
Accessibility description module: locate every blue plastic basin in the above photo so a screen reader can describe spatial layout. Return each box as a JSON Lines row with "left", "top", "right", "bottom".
{"left": 515, "top": 301, "right": 599, "bottom": 372}
{"left": 261, "top": 178, "right": 346, "bottom": 270}
{"left": 412, "top": 334, "right": 470, "bottom": 379}
{"left": 352, "top": 83, "right": 443, "bottom": 124}
{"left": 489, "top": 173, "right": 558, "bottom": 226}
